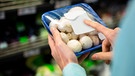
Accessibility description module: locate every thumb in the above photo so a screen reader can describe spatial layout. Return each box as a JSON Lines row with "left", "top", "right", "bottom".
{"left": 91, "top": 52, "right": 112, "bottom": 60}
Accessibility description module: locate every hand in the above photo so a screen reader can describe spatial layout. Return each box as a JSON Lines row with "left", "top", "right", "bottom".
{"left": 48, "top": 27, "right": 78, "bottom": 70}
{"left": 78, "top": 52, "right": 90, "bottom": 64}
{"left": 84, "top": 20, "right": 120, "bottom": 63}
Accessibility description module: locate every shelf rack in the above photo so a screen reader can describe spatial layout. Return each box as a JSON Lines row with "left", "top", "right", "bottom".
{"left": 0, "top": 37, "right": 48, "bottom": 59}
{"left": 0, "top": 0, "right": 55, "bottom": 59}
{"left": 0, "top": 0, "right": 44, "bottom": 11}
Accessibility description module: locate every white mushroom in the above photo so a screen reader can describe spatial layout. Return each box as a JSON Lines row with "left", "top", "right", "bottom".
{"left": 79, "top": 36, "right": 93, "bottom": 49}
{"left": 89, "top": 35, "right": 100, "bottom": 46}
{"left": 60, "top": 32, "right": 69, "bottom": 44}
{"left": 67, "top": 40, "right": 82, "bottom": 52}
{"left": 58, "top": 17, "right": 73, "bottom": 32}
{"left": 79, "top": 33, "right": 87, "bottom": 39}
{"left": 87, "top": 30, "right": 98, "bottom": 36}
{"left": 49, "top": 20, "right": 59, "bottom": 29}
{"left": 57, "top": 23, "right": 66, "bottom": 32}
{"left": 71, "top": 32, "right": 78, "bottom": 40}
{"left": 66, "top": 33, "right": 72, "bottom": 40}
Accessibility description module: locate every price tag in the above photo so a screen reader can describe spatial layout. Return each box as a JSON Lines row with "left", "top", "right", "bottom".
{"left": 18, "top": 6, "right": 36, "bottom": 16}
{"left": 0, "top": 11, "right": 5, "bottom": 20}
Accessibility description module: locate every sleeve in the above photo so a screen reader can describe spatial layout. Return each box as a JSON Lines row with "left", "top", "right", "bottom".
{"left": 62, "top": 63, "right": 86, "bottom": 76}
{"left": 111, "top": 0, "right": 135, "bottom": 76}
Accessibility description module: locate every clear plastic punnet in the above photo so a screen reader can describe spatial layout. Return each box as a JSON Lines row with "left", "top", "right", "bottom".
{"left": 41, "top": 3, "right": 106, "bottom": 56}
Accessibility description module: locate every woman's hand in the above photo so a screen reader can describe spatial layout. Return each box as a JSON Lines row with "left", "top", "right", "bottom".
{"left": 84, "top": 20, "right": 120, "bottom": 63}
{"left": 48, "top": 27, "right": 78, "bottom": 70}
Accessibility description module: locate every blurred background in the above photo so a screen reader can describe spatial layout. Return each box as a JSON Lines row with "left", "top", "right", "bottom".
{"left": 0, "top": 0, "right": 128, "bottom": 76}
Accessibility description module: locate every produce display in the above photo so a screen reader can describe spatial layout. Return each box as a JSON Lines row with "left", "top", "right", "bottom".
{"left": 42, "top": 3, "right": 106, "bottom": 56}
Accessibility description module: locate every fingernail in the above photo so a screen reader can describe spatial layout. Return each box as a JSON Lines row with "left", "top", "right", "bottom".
{"left": 92, "top": 54, "right": 98, "bottom": 60}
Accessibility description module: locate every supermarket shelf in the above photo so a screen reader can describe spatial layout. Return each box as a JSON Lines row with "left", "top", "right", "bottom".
{"left": 0, "top": 0, "right": 44, "bottom": 11}
{"left": 0, "top": 0, "right": 55, "bottom": 20}
{"left": 0, "top": 37, "right": 48, "bottom": 59}
{"left": 0, "top": 0, "right": 54, "bottom": 59}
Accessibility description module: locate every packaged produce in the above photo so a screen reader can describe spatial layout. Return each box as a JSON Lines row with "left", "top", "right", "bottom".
{"left": 41, "top": 3, "right": 106, "bottom": 56}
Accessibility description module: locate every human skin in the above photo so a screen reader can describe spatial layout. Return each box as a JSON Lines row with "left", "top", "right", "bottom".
{"left": 48, "top": 27, "right": 90, "bottom": 70}
{"left": 48, "top": 27, "right": 77, "bottom": 70}
{"left": 84, "top": 19, "right": 120, "bottom": 63}
{"left": 48, "top": 19, "right": 119, "bottom": 70}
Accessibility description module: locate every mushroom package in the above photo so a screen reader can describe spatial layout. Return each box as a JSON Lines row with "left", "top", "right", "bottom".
{"left": 48, "top": 6, "right": 102, "bottom": 53}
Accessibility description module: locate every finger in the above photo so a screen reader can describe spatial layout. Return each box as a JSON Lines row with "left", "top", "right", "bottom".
{"left": 102, "top": 39, "right": 111, "bottom": 64}
{"left": 102, "top": 39, "right": 111, "bottom": 52}
{"left": 112, "top": 27, "right": 120, "bottom": 38}
{"left": 91, "top": 52, "right": 112, "bottom": 60}
{"left": 48, "top": 36, "right": 60, "bottom": 64}
{"left": 48, "top": 35, "right": 55, "bottom": 47}
{"left": 114, "top": 27, "right": 120, "bottom": 32}
{"left": 50, "top": 27, "right": 63, "bottom": 43}
{"left": 84, "top": 20, "right": 113, "bottom": 38}
{"left": 78, "top": 52, "right": 90, "bottom": 64}
{"left": 48, "top": 35, "right": 56, "bottom": 55}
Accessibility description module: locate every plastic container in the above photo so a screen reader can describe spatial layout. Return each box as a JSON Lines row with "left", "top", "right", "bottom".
{"left": 41, "top": 3, "right": 106, "bottom": 56}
